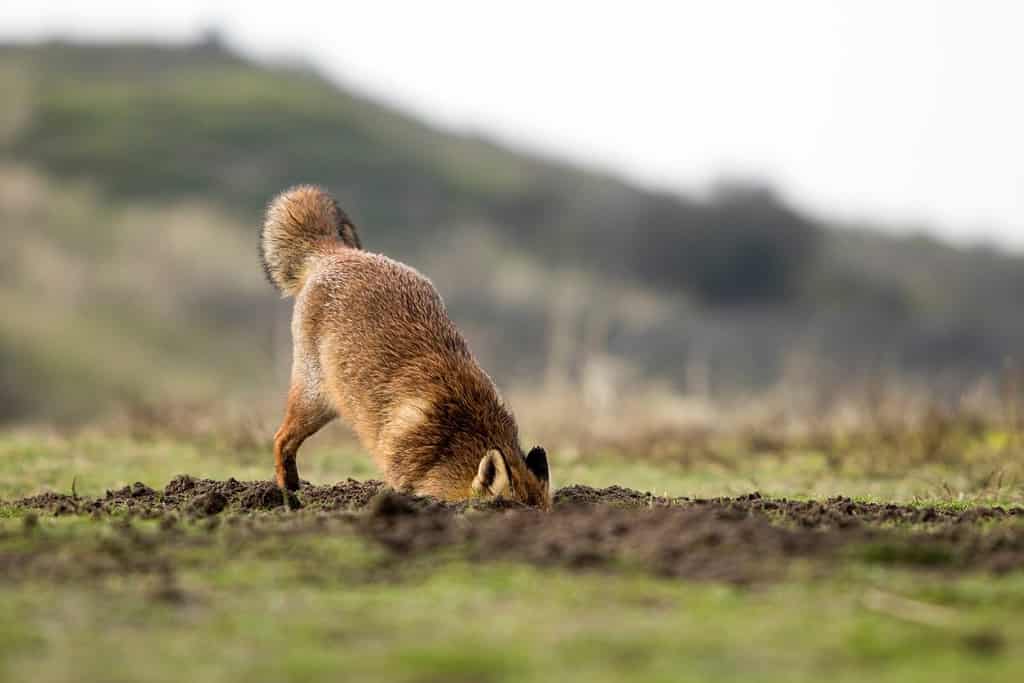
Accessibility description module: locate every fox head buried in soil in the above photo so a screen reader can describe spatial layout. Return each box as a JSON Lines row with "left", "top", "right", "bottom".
{"left": 472, "top": 446, "right": 551, "bottom": 510}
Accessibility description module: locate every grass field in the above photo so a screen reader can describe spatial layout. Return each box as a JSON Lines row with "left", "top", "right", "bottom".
{"left": 1, "top": 426, "right": 1023, "bottom": 683}
{"left": 4, "top": 36, "right": 1024, "bottom": 683}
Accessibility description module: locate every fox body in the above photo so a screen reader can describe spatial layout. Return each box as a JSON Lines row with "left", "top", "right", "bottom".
{"left": 260, "top": 186, "right": 550, "bottom": 507}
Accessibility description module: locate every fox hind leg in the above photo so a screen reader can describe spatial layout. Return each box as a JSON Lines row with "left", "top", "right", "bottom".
{"left": 273, "top": 385, "right": 335, "bottom": 490}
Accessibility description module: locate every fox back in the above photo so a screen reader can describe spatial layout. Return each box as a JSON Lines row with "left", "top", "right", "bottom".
{"left": 261, "top": 186, "right": 550, "bottom": 507}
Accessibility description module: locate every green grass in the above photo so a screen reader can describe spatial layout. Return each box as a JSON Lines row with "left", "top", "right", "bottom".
{"left": 1, "top": 430, "right": 1023, "bottom": 682}
{"left": 2, "top": 429, "right": 1021, "bottom": 505}
{"left": 0, "top": 431, "right": 375, "bottom": 501}
{"left": 0, "top": 538, "right": 1021, "bottom": 683}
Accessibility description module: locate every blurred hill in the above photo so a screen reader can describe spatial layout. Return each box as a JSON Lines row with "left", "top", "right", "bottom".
{"left": 2, "top": 38, "right": 1023, "bottom": 423}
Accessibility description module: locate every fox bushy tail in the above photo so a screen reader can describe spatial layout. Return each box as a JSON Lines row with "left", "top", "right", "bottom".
{"left": 260, "top": 185, "right": 362, "bottom": 296}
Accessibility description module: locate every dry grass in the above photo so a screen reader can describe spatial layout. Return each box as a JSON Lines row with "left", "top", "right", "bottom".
{"left": 51, "top": 364, "right": 1021, "bottom": 508}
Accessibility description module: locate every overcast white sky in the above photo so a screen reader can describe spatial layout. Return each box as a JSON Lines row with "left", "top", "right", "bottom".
{"left": 4, "top": 1, "right": 1023, "bottom": 249}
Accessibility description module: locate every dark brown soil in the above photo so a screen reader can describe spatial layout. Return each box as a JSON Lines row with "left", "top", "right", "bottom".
{"left": 7, "top": 479, "right": 1024, "bottom": 584}
{"left": 359, "top": 490, "right": 829, "bottom": 582}
{"left": 14, "top": 475, "right": 316, "bottom": 518}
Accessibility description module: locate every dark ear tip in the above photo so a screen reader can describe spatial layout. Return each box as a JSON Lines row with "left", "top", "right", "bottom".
{"left": 526, "top": 446, "right": 549, "bottom": 481}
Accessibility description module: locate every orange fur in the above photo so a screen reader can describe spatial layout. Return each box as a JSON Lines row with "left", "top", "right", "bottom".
{"left": 260, "top": 185, "right": 550, "bottom": 507}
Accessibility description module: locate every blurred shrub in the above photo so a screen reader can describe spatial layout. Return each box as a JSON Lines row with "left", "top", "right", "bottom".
{"left": 2, "top": 39, "right": 1024, "bottom": 424}
{"left": 621, "top": 182, "right": 821, "bottom": 304}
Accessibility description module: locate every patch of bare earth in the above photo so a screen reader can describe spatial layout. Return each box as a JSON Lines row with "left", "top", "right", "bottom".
{"left": 6, "top": 479, "right": 1024, "bottom": 584}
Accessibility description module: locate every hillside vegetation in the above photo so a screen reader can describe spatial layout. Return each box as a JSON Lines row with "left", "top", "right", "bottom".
{"left": 2, "top": 38, "right": 1023, "bottom": 422}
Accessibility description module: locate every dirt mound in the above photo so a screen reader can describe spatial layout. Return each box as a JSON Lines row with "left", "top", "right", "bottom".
{"left": 687, "top": 492, "right": 1024, "bottom": 529}
{"left": 301, "top": 478, "right": 386, "bottom": 510}
{"left": 9, "top": 476, "right": 532, "bottom": 517}
{"left": 554, "top": 484, "right": 684, "bottom": 508}
{"left": 12, "top": 476, "right": 379, "bottom": 516}
{"left": 8, "top": 479, "right": 1024, "bottom": 584}
{"left": 361, "top": 489, "right": 828, "bottom": 582}
{"left": 358, "top": 489, "right": 1024, "bottom": 581}
{"left": 555, "top": 486, "right": 1024, "bottom": 529}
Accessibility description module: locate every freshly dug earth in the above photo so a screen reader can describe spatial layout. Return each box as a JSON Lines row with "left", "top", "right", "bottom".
{"left": 7, "top": 478, "right": 1024, "bottom": 584}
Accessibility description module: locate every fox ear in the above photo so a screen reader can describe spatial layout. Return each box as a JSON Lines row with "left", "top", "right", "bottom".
{"left": 526, "top": 446, "right": 549, "bottom": 483}
{"left": 472, "top": 450, "right": 510, "bottom": 498}
{"left": 339, "top": 222, "right": 361, "bottom": 249}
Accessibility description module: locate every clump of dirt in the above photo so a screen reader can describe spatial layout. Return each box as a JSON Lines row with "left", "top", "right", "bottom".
{"left": 554, "top": 484, "right": 683, "bottom": 508}
{"left": 186, "top": 491, "right": 228, "bottom": 516}
{"left": 301, "top": 478, "right": 386, "bottom": 510}
{"left": 14, "top": 491, "right": 81, "bottom": 516}
{"left": 360, "top": 490, "right": 463, "bottom": 555}
{"left": 11, "top": 476, "right": 353, "bottom": 516}
{"left": 165, "top": 476, "right": 298, "bottom": 512}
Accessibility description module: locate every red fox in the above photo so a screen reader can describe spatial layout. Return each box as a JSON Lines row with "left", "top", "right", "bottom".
{"left": 260, "top": 185, "right": 550, "bottom": 507}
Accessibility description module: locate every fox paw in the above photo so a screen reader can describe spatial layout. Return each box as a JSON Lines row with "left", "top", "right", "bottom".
{"left": 276, "top": 459, "right": 301, "bottom": 491}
